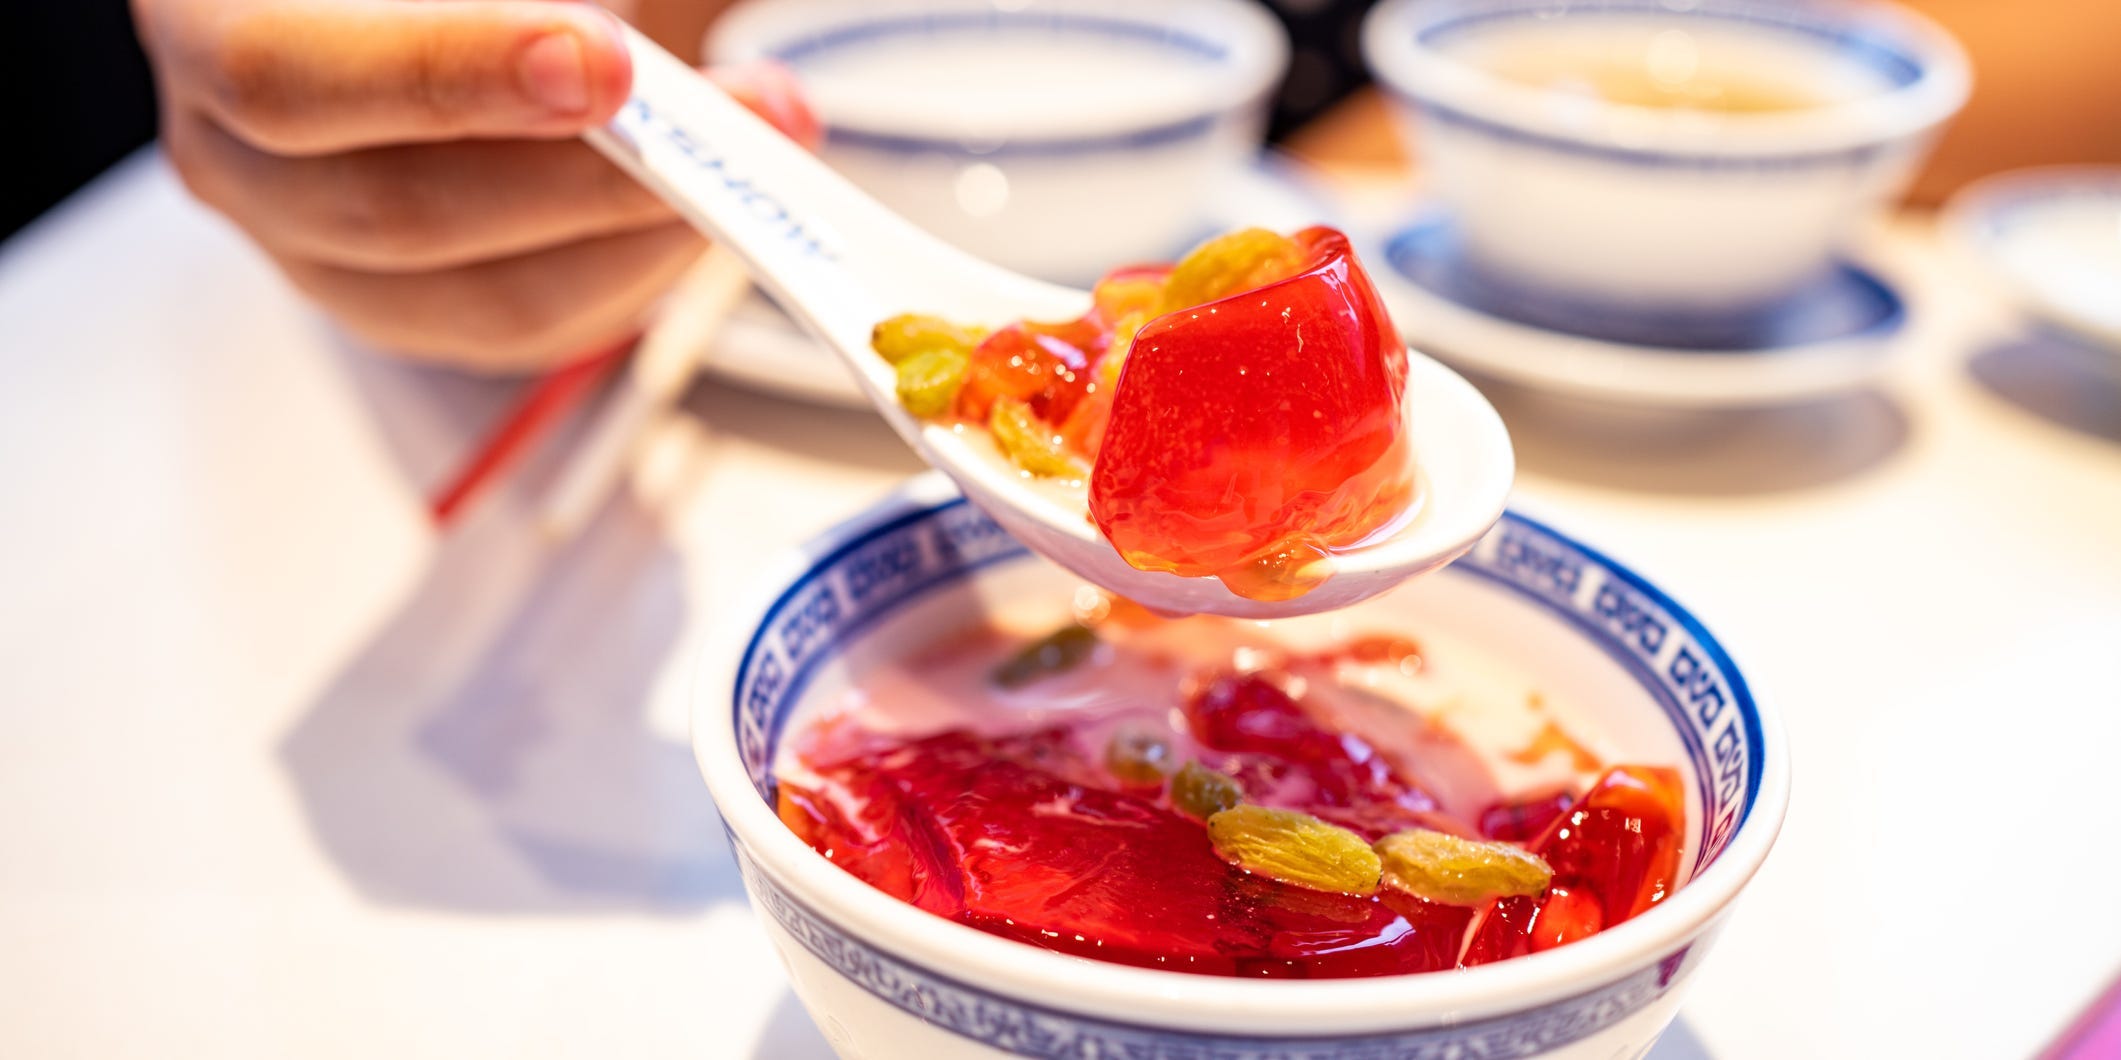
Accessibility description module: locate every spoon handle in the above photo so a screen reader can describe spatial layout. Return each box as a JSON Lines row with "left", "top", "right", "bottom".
{"left": 584, "top": 24, "right": 920, "bottom": 354}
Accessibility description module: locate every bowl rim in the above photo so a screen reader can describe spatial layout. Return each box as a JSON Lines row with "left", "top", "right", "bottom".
{"left": 693, "top": 472, "right": 1791, "bottom": 1036}
{"left": 1361, "top": 0, "right": 1970, "bottom": 161}
{"left": 709, "top": 0, "right": 1290, "bottom": 143}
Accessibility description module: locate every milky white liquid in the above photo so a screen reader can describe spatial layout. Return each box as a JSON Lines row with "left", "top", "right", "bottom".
{"left": 792, "top": 32, "right": 1217, "bottom": 135}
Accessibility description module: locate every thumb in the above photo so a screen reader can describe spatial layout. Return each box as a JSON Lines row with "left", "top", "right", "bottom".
{"left": 194, "top": 0, "right": 632, "bottom": 156}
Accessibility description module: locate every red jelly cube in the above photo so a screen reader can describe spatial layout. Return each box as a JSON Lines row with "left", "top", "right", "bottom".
{"left": 1463, "top": 766, "right": 1685, "bottom": 964}
{"left": 1183, "top": 671, "right": 1438, "bottom": 838}
{"left": 1088, "top": 227, "right": 1412, "bottom": 601}
{"left": 954, "top": 323, "right": 1093, "bottom": 423}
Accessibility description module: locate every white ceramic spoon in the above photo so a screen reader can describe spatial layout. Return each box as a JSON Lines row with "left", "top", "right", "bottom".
{"left": 586, "top": 26, "right": 1514, "bottom": 618}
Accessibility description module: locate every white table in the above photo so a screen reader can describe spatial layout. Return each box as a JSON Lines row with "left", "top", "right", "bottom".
{"left": 2, "top": 153, "right": 2116, "bottom": 1059}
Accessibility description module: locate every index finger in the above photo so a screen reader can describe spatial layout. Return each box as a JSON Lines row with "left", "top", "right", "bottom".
{"left": 179, "top": 0, "right": 632, "bottom": 156}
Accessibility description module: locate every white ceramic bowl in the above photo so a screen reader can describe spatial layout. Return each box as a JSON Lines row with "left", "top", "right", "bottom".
{"left": 696, "top": 472, "right": 1789, "bottom": 1059}
{"left": 1363, "top": 0, "right": 1968, "bottom": 316}
{"left": 710, "top": 0, "right": 1288, "bottom": 284}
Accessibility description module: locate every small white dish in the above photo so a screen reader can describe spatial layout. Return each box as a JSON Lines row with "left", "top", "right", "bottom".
{"left": 698, "top": 157, "right": 1341, "bottom": 409}
{"left": 1945, "top": 165, "right": 2121, "bottom": 354}
{"left": 1367, "top": 211, "right": 1906, "bottom": 408}
{"left": 1361, "top": 0, "right": 1967, "bottom": 315}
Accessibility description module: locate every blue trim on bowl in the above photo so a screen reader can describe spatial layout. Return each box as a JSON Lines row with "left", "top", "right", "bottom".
{"left": 1385, "top": 0, "right": 1933, "bottom": 169}
{"left": 1399, "top": 95, "right": 1896, "bottom": 170}
{"left": 734, "top": 840, "right": 1707, "bottom": 1058}
{"left": 724, "top": 498, "right": 1765, "bottom": 1054}
{"left": 732, "top": 497, "right": 1029, "bottom": 799}
{"left": 1382, "top": 213, "right": 1907, "bottom": 351}
{"left": 767, "top": 11, "right": 1247, "bottom": 158}
{"left": 820, "top": 112, "right": 1226, "bottom": 159}
{"left": 1466, "top": 511, "right": 1765, "bottom": 856}
{"left": 1417, "top": 1, "right": 1923, "bottom": 88}
{"left": 772, "top": 11, "right": 1228, "bottom": 66}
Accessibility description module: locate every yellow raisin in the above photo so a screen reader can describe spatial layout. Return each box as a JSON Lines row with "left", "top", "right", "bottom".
{"left": 1207, "top": 805, "right": 1381, "bottom": 895}
{"left": 894, "top": 347, "right": 969, "bottom": 418}
{"left": 1096, "top": 310, "right": 1150, "bottom": 389}
{"left": 1171, "top": 761, "right": 1243, "bottom": 819}
{"left": 989, "top": 397, "right": 1087, "bottom": 478}
{"left": 871, "top": 313, "right": 986, "bottom": 365}
{"left": 1105, "top": 726, "right": 1176, "bottom": 786}
{"left": 991, "top": 624, "right": 1100, "bottom": 689}
{"left": 1374, "top": 829, "right": 1553, "bottom": 906}
{"left": 1093, "top": 275, "right": 1166, "bottom": 322}
{"left": 1159, "top": 228, "right": 1308, "bottom": 315}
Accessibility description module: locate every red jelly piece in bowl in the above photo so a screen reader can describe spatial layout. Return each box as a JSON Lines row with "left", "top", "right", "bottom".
{"left": 1088, "top": 226, "right": 1413, "bottom": 602}
{"left": 1463, "top": 766, "right": 1685, "bottom": 964}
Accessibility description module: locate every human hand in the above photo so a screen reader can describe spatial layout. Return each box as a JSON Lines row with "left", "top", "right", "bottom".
{"left": 135, "top": 0, "right": 800, "bottom": 372}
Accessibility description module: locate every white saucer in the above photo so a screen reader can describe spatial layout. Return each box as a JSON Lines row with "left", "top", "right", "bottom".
{"left": 1366, "top": 212, "right": 1909, "bottom": 409}
{"left": 695, "top": 156, "right": 1340, "bottom": 408}
{"left": 1945, "top": 165, "right": 2121, "bottom": 354}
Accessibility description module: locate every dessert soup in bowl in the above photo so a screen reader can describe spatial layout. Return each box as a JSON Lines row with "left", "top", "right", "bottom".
{"left": 1363, "top": 0, "right": 1969, "bottom": 318}
{"left": 696, "top": 473, "right": 1788, "bottom": 1058}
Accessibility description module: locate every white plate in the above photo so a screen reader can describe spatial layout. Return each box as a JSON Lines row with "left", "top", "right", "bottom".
{"left": 1366, "top": 212, "right": 1909, "bottom": 409}
{"left": 694, "top": 156, "right": 1340, "bottom": 408}
{"left": 1945, "top": 165, "right": 2121, "bottom": 354}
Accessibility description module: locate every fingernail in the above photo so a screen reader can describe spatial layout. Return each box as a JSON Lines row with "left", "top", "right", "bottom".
{"left": 520, "top": 32, "right": 589, "bottom": 114}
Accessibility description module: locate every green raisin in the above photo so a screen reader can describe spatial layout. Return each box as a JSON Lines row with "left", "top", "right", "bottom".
{"left": 991, "top": 624, "right": 1100, "bottom": 689}
{"left": 871, "top": 313, "right": 985, "bottom": 365}
{"left": 989, "top": 397, "right": 1087, "bottom": 478}
{"left": 1171, "top": 761, "right": 1244, "bottom": 819}
{"left": 894, "top": 347, "right": 968, "bottom": 418}
{"left": 1105, "top": 726, "right": 1176, "bottom": 786}
{"left": 1159, "top": 228, "right": 1308, "bottom": 315}
{"left": 1374, "top": 828, "right": 1553, "bottom": 906}
{"left": 1206, "top": 805, "right": 1381, "bottom": 895}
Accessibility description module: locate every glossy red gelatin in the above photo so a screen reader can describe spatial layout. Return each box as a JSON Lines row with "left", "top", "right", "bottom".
{"left": 1463, "top": 766, "right": 1686, "bottom": 964}
{"left": 781, "top": 718, "right": 1472, "bottom": 978}
{"left": 777, "top": 628, "right": 1687, "bottom": 979}
{"left": 1089, "top": 227, "right": 1413, "bottom": 601}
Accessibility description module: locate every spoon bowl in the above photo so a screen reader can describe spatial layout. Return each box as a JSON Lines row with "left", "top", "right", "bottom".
{"left": 588, "top": 25, "right": 1514, "bottom": 617}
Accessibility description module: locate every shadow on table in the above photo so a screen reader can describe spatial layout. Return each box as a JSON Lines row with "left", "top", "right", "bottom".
{"left": 1472, "top": 377, "right": 1912, "bottom": 496}
{"left": 680, "top": 380, "right": 915, "bottom": 477}
{"left": 278, "top": 340, "right": 754, "bottom": 914}
{"left": 1648, "top": 1017, "right": 1716, "bottom": 1059}
{"left": 1967, "top": 332, "right": 2121, "bottom": 446}
{"left": 753, "top": 991, "right": 833, "bottom": 1058}
{"left": 279, "top": 486, "right": 741, "bottom": 912}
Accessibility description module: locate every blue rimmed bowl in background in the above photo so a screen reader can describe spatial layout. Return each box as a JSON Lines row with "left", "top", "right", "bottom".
{"left": 1362, "top": 0, "right": 1968, "bottom": 320}
{"left": 695, "top": 472, "right": 1789, "bottom": 1059}
{"left": 709, "top": 0, "right": 1288, "bottom": 284}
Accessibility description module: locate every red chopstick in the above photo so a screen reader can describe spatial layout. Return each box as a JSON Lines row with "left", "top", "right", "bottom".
{"left": 426, "top": 334, "right": 639, "bottom": 527}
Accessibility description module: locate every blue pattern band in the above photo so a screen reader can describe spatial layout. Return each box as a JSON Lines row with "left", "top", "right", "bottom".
{"left": 736, "top": 841, "right": 1707, "bottom": 1058}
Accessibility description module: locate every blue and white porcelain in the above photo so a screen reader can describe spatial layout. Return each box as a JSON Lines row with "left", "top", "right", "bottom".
{"left": 709, "top": 0, "right": 1287, "bottom": 285}
{"left": 698, "top": 158, "right": 1337, "bottom": 408}
{"left": 695, "top": 472, "right": 1790, "bottom": 1059}
{"left": 1946, "top": 165, "right": 2121, "bottom": 355}
{"left": 1367, "top": 210, "right": 1906, "bottom": 407}
{"left": 1361, "top": 0, "right": 1968, "bottom": 316}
